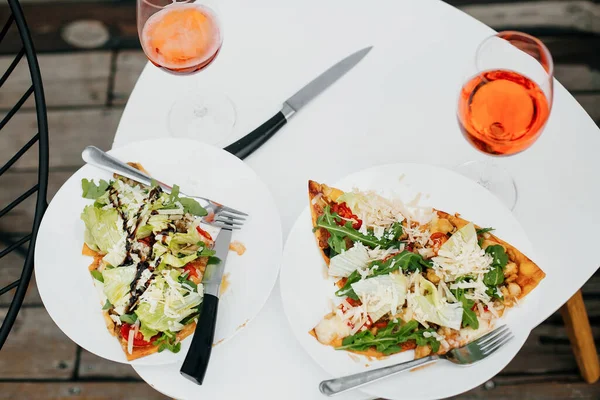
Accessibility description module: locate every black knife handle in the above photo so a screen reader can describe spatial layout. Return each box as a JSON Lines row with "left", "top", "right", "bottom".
{"left": 224, "top": 111, "right": 287, "bottom": 160}
{"left": 180, "top": 294, "right": 219, "bottom": 385}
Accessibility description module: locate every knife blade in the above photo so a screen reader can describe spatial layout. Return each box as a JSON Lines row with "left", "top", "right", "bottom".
{"left": 224, "top": 46, "right": 373, "bottom": 160}
{"left": 180, "top": 228, "right": 233, "bottom": 385}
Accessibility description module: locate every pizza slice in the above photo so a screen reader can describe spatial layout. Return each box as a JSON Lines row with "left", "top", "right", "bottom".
{"left": 308, "top": 180, "right": 545, "bottom": 359}
{"left": 80, "top": 163, "right": 218, "bottom": 361}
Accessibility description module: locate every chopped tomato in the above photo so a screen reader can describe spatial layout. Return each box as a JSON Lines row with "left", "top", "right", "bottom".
{"left": 345, "top": 297, "right": 361, "bottom": 307}
{"left": 138, "top": 236, "right": 153, "bottom": 247}
{"left": 331, "top": 202, "right": 362, "bottom": 230}
{"left": 471, "top": 304, "right": 489, "bottom": 312}
{"left": 183, "top": 264, "right": 199, "bottom": 279}
{"left": 373, "top": 320, "right": 388, "bottom": 328}
{"left": 196, "top": 226, "right": 213, "bottom": 241}
{"left": 430, "top": 232, "right": 449, "bottom": 255}
{"left": 120, "top": 324, "right": 159, "bottom": 347}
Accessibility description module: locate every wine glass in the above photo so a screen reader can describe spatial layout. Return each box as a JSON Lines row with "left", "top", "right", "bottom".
{"left": 455, "top": 31, "right": 553, "bottom": 210}
{"left": 137, "top": 0, "right": 236, "bottom": 144}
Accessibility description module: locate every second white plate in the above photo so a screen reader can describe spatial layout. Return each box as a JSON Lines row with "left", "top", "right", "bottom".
{"left": 280, "top": 163, "right": 542, "bottom": 400}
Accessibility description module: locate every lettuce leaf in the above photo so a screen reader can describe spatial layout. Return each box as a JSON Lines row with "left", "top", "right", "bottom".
{"left": 81, "top": 178, "right": 110, "bottom": 199}
{"left": 410, "top": 277, "right": 463, "bottom": 330}
{"left": 328, "top": 243, "right": 371, "bottom": 278}
{"left": 102, "top": 265, "right": 136, "bottom": 306}
{"left": 136, "top": 286, "right": 202, "bottom": 333}
{"left": 80, "top": 205, "right": 123, "bottom": 254}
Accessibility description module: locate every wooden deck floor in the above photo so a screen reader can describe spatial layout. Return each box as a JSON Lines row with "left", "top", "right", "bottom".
{"left": 0, "top": 0, "right": 599, "bottom": 399}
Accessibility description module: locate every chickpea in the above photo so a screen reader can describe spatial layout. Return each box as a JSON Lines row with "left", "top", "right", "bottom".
{"left": 426, "top": 269, "right": 441, "bottom": 284}
{"left": 431, "top": 218, "right": 453, "bottom": 234}
{"left": 506, "top": 274, "right": 517, "bottom": 283}
{"left": 504, "top": 262, "right": 518, "bottom": 277}
{"left": 415, "top": 345, "right": 431, "bottom": 359}
{"left": 508, "top": 283, "right": 522, "bottom": 298}
{"left": 500, "top": 286, "right": 509, "bottom": 298}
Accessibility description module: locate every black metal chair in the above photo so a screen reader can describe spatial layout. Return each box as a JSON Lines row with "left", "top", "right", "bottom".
{"left": 0, "top": 0, "right": 49, "bottom": 350}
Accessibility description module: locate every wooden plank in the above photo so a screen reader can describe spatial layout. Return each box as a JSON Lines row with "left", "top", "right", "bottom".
{"left": 79, "top": 350, "right": 141, "bottom": 379}
{"left": 0, "top": 107, "right": 122, "bottom": 171}
{"left": 574, "top": 93, "right": 600, "bottom": 122}
{"left": 460, "top": 0, "right": 600, "bottom": 34}
{"left": 0, "top": 250, "right": 43, "bottom": 306}
{"left": 454, "top": 381, "right": 600, "bottom": 399}
{"left": 0, "top": 52, "right": 111, "bottom": 109}
{"left": 112, "top": 50, "right": 148, "bottom": 105}
{"left": 0, "top": 308, "right": 76, "bottom": 379}
{"left": 0, "top": 170, "right": 74, "bottom": 233}
{"left": 555, "top": 64, "right": 600, "bottom": 92}
{"left": 0, "top": 2, "right": 139, "bottom": 54}
{"left": 0, "top": 382, "right": 168, "bottom": 400}
{"left": 502, "top": 319, "right": 600, "bottom": 374}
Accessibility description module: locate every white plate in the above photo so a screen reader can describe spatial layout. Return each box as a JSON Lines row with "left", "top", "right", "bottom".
{"left": 35, "top": 138, "right": 282, "bottom": 366}
{"left": 280, "top": 163, "right": 543, "bottom": 400}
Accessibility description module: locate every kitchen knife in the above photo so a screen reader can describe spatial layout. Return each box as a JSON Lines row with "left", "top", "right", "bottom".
{"left": 180, "top": 228, "right": 233, "bottom": 385}
{"left": 224, "top": 46, "right": 373, "bottom": 159}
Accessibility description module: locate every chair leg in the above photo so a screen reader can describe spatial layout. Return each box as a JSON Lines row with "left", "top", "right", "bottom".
{"left": 560, "top": 290, "right": 600, "bottom": 383}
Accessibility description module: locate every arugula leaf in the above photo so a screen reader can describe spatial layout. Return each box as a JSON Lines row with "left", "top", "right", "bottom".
{"left": 336, "top": 320, "right": 440, "bottom": 355}
{"left": 450, "top": 279, "right": 480, "bottom": 330}
{"left": 179, "top": 197, "right": 208, "bottom": 217}
{"left": 369, "top": 251, "right": 431, "bottom": 275}
{"left": 152, "top": 332, "right": 181, "bottom": 353}
{"left": 81, "top": 178, "right": 110, "bottom": 199}
{"left": 335, "top": 251, "right": 430, "bottom": 300}
{"left": 335, "top": 270, "right": 361, "bottom": 300}
{"left": 164, "top": 184, "right": 208, "bottom": 217}
{"left": 476, "top": 227, "right": 495, "bottom": 235}
{"left": 90, "top": 270, "right": 104, "bottom": 283}
{"left": 483, "top": 244, "right": 507, "bottom": 289}
{"left": 120, "top": 313, "right": 138, "bottom": 324}
{"left": 198, "top": 248, "right": 216, "bottom": 257}
{"left": 207, "top": 256, "right": 220, "bottom": 265}
{"left": 102, "top": 299, "right": 112, "bottom": 310}
{"left": 177, "top": 275, "right": 198, "bottom": 292}
{"left": 316, "top": 206, "right": 402, "bottom": 251}
{"left": 485, "top": 245, "right": 508, "bottom": 269}
{"left": 484, "top": 265, "right": 504, "bottom": 286}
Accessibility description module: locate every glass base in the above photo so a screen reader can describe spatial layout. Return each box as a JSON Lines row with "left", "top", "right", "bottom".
{"left": 455, "top": 160, "right": 518, "bottom": 210}
{"left": 167, "top": 89, "right": 236, "bottom": 146}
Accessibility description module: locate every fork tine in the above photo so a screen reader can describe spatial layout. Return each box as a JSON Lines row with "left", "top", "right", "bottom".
{"left": 222, "top": 205, "right": 248, "bottom": 217}
{"left": 217, "top": 212, "right": 247, "bottom": 222}
{"left": 479, "top": 330, "right": 512, "bottom": 353}
{"left": 211, "top": 222, "right": 242, "bottom": 230}
{"left": 482, "top": 334, "right": 515, "bottom": 357}
{"left": 215, "top": 216, "right": 244, "bottom": 226}
{"left": 473, "top": 325, "right": 509, "bottom": 347}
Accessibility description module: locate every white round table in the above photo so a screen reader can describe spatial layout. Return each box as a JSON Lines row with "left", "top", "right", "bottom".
{"left": 113, "top": 0, "right": 600, "bottom": 398}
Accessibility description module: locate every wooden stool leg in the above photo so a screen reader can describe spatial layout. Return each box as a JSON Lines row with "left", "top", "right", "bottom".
{"left": 560, "top": 290, "right": 600, "bottom": 383}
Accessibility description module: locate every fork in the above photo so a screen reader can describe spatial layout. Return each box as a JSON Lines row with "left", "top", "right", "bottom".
{"left": 81, "top": 146, "right": 247, "bottom": 230}
{"left": 319, "top": 325, "right": 514, "bottom": 396}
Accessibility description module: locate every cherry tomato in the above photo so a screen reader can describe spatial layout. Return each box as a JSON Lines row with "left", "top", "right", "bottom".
{"left": 373, "top": 320, "right": 388, "bottom": 329}
{"left": 183, "top": 264, "right": 199, "bottom": 279}
{"left": 120, "top": 324, "right": 159, "bottom": 347}
{"left": 196, "top": 226, "right": 213, "bottom": 241}
{"left": 331, "top": 202, "right": 362, "bottom": 230}
{"left": 345, "top": 297, "right": 362, "bottom": 307}
{"left": 430, "top": 232, "right": 449, "bottom": 255}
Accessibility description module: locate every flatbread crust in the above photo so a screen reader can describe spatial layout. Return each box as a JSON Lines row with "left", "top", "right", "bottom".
{"left": 119, "top": 322, "right": 197, "bottom": 361}
{"left": 308, "top": 180, "right": 344, "bottom": 265}
{"left": 436, "top": 210, "right": 545, "bottom": 299}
